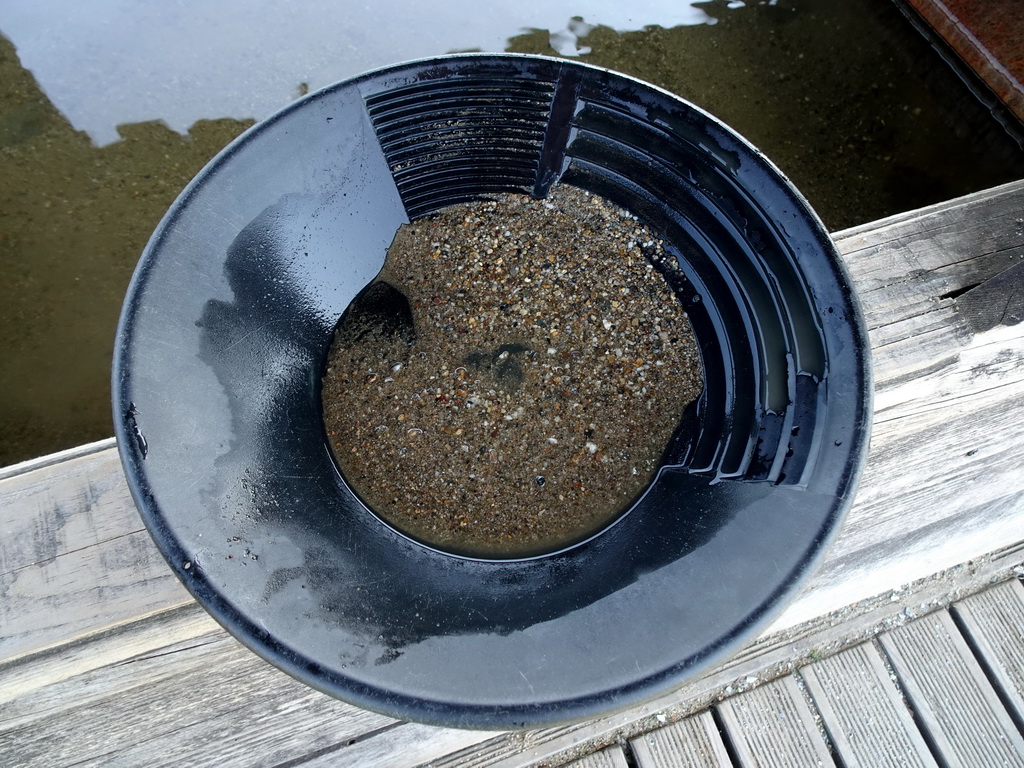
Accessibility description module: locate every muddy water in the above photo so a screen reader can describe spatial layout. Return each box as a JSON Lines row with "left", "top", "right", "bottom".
{"left": 1, "top": 0, "right": 1022, "bottom": 466}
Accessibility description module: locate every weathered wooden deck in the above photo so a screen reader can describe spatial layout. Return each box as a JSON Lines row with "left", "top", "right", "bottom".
{"left": 2, "top": 179, "right": 1024, "bottom": 766}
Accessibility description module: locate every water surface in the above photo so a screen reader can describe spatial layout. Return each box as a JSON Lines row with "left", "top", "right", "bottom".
{"left": 1, "top": 0, "right": 1022, "bottom": 466}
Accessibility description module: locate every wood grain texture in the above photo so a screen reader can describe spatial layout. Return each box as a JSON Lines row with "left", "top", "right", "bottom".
{"left": 953, "top": 579, "right": 1024, "bottom": 729}
{"left": 770, "top": 178, "right": 1024, "bottom": 631}
{"left": 292, "top": 721, "right": 504, "bottom": 768}
{"left": 716, "top": 676, "right": 834, "bottom": 768}
{"left": 801, "top": 642, "right": 937, "bottom": 768}
{"left": 4, "top": 572, "right": 1022, "bottom": 768}
{"left": 879, "top": 610, "right": 1024, "bottom": 768}
{"left": 0, "top": 608, "right": 398, "bottom": 768}
{"left": 0, "top": 443, "right": 190, "bottom": 662}
{"left": 429, "top": 547, "right": 1024, "bottom": 768}
{"left": 835, "top": 191, "right": 1021, "bottom": 387}
{"left": 777, "top": 321, "right": 1024, "bottom": 630}
{"left": 564, "top": 746, "right": 630, "bottom": 768}
{"left": 0, "top": 603, "right": 218, "bottom": 707}
{"left": 630, "top": 711, "right": 732, "bottom": 768}
{"left": 0, "top": 602, "right": 500, "bottom": 768}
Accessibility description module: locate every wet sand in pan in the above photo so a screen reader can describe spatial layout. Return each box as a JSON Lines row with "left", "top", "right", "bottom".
{"left": 322, "top": 185, "right": 704, "bottom": 557}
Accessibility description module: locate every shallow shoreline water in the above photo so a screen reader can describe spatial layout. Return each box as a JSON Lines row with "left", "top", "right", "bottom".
{"left": 2, "top": 0, "right": 1022, "bottom": 466}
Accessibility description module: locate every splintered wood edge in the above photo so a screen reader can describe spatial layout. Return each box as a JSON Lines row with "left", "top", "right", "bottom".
{"left": 0, "top": 437, "right": 116, "bottom": 482}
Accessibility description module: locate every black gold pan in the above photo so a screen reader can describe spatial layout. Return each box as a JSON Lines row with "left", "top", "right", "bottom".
{"left": 113, "top": 54, "right": 871, "bottom": 730}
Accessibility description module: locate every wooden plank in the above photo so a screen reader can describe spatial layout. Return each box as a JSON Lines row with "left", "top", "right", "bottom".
{"left": 0, "top": 437, "right": 116, "bottom": 482}
{"left": 2, "top": 570, "right": 1019, "bottom": 768}
{"left": 834, "top": 178, "right": 1024, "bottom": 386}
{"left": 433, "top": 570, "right": 1024, "bottom": 768}
{"left": 290, "top": 722, "right": 503, "bottom": 768}
{"left": 0, "top": 600, "right": 503, "bottom": 768}
{"left": 861, "top": 306, "right": 962, "bottom": 386}
{"left": 0, "top": 444, "right": 190, "bottom": 662}
{"left": 630, "top": 711, "right": 732, "bottom": 768}
{"left": 0, "top": 564, "right": 986, "bottom": 768}
{"left": 836, "top": 179, "right": 1024, "bottom": 306}
{"left": 801, "top": 642, "right": 937, "bottom": 768}
{"left": 0, "top": 603, "right": 218, "bottom": 707}
{"left": 565, "top": 746, "right": 630, "bottom": 768}
{"left": 878, "top": 610, "right": 1024, "bottom": 768}
{"left": 2, "top": 549, "right": 1021, "bottom": 768}
{"left": 0, "top": 610, "right": 400, "bottom": 768}
{"left": 716, "top": 676, "right": 834, "bottom": 768}
{"left": 770, "top": 181, "right": 1024, "bottom": 629}
{"left": 776, "top": 321, "right": 1024, "bottom": 631}
{"left": 952, "top": 578, "right": 1024, "bottom": 728}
